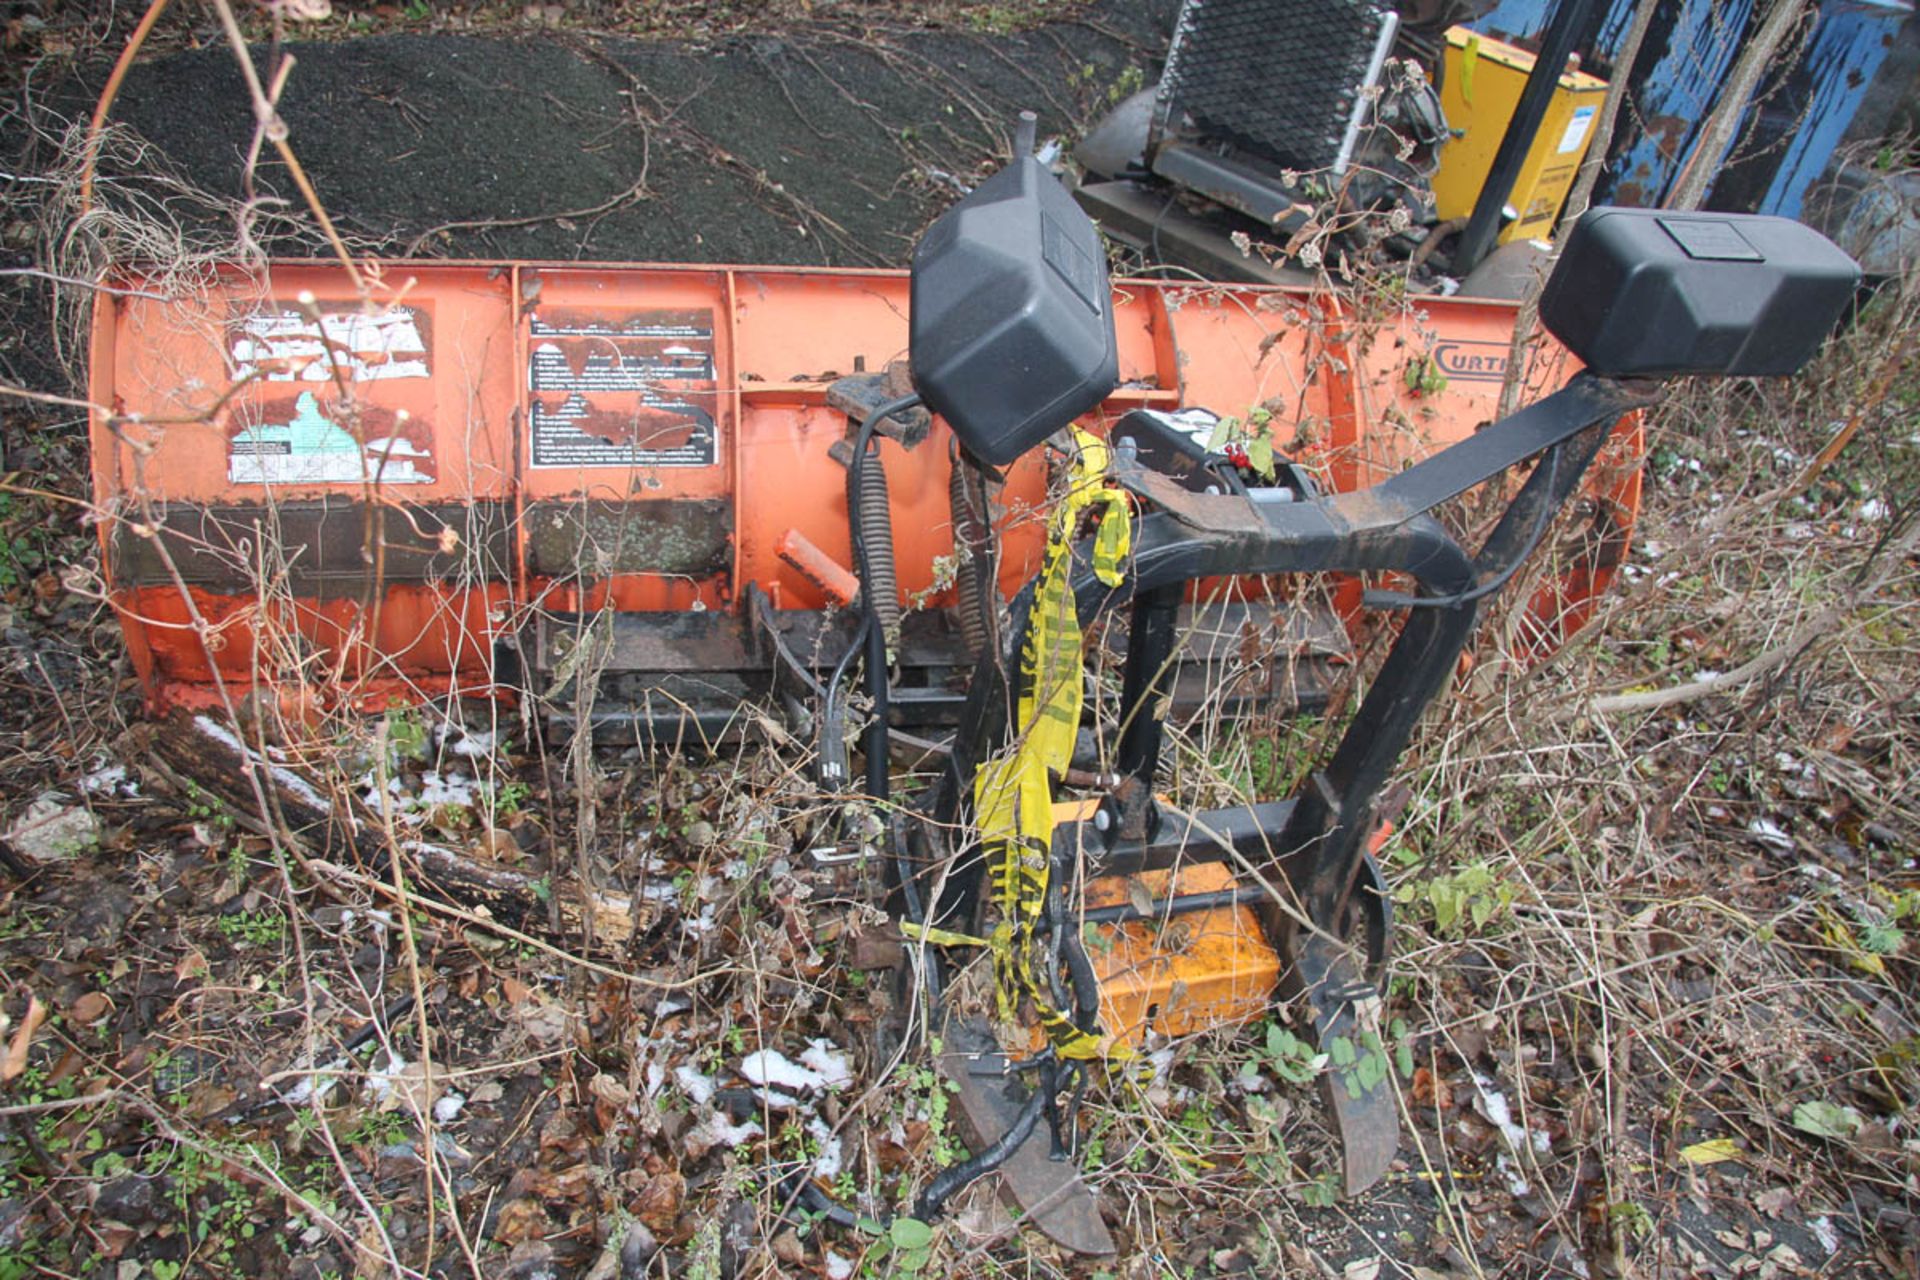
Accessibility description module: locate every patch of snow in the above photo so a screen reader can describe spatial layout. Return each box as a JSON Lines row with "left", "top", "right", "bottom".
{"left": 674, "top": 1065, "right": 716, "bottom": 1105}
{"left": 80, "top": 763, "right": 131, "bottom": 795}
{"left": 193, "top": 714, "right": 326, "bottom": 810}
{"left": 800, "top": 1039, "right": 853, "bottom": 1091}
{"left": 1810, "top": 1216, "right": 1839, "bottom": 1254}
{"left": 1472, "top": 1072, "right": 1549, "bottom": 1172}
{"left": 272, "top": 1057, "right": 345, "bottom": 1108}
{"left": 447, "top": 728, "right": 497, "bottom": 758}
{"left": 808, "top": 1116, "right": 843, "bottom": 1179}
{"left": 740, "top": 1050, "right": 826, "bottom": 1093}
{"left": 365, "top": 1054, "right": 408, "bottom": 1105}
{"left": 1146, "top": 1047, "right": 1177, "bottom": 1082}
{"left": 415, "top": 770, "right": 477, "bottom": 808}
{"left": 690, "top": 1112, "right": 762, "bottom": 1149}
{"left": 1748, "top": 818, "right": 1793, "bottom": 851}
{"left": 682, "top": 904, "right": 719, "bottom": 937}
{"left": 752, "top": 1087, "right": 803, "bottom": 1110}
{"left": 1859, "top": 497, "right": 1889, "bottom": 522}
{"left": 434, "top": 1092, "right": 465, "bottom": 1123}
{"left": 825, "top": 1251, "right": 856, "bottom": 1280}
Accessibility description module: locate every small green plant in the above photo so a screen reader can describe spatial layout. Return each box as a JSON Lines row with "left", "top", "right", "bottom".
{"left": 1404, "top": 355, "right": 1449, "bottom": 396}
{"left": 1256, "top": 1022, "right": 1326, "bottom": 1085}
{"left": 1397, "top": 860, "right": 1514, "bottom": 936}
{"left": 217, "top": 908, "right": 287, "bottom": 948}
{"left": 860, "top": 1216, "right": 935, "bottom": 1275}
{"left": 483, "top": 778, "right": 531, "bottom": 819}
{"left": 1206, "top": 406, "right": 1280, "bottom": 480}
{"left": 1300, "top": 1170, "right": 1340, "bottom": 1207}
{"left": 1608, "top": 1200, "right": 1656, "bottom": 1241}
{"left": 1327, "top": 1031, "right": 1393, "bottom": 1101}
{"left": 895, "top": 1044, "right": 962, "bottom": 1168}
{"left": 383, "top": 704, "right": 431, "bottom": 765}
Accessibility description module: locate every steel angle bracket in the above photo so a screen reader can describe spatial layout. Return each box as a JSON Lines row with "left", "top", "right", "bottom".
{"left": 937, "top": 1018, "right": 1115, "bottom": 1256}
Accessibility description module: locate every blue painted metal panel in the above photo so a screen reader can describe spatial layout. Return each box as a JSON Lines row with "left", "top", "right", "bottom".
{"left": 1474, "top": 0, "right": 1556, "bottom": 41}
{"left": 1465, "top": 2, "right": 1760, "bottom": 206}
{"left": 1747, "top": 2, "right": 1910, "bottom": 218}
{"left": 1599, "top": 0, "right": 1758, "bottom": 205}
{"left": 1461, "top": 0, "right": 1910, "bottom": 211}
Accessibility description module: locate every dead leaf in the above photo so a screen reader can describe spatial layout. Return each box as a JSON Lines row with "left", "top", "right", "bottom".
{"left": 516, "top": 998, "right": 570, "bottom": 1043}
{"left": 2, "top": 994, "right": 46, "bottom": 1082}
{"left": 473, "top": 828, "right": 522, "bottom": 864}
{"left": 1679, "top": 1137, "right": 1742, "bottom": 1166}
{"left": 1343, "top": 1258, "right": 1382, "bottom": 1280}
{"left": 631, "top": 1167, "right": 685, "bottom": 1234}
{"left": 502, "top": 976, "right": 532, "bottom": 1006}
{"left": 771, "top": 1228, "right": 807, "bottom": 1265}
{"left": 468, "top": 1080, "right": 506, "bottom": 1106}
{"left": 354, "top": 1214, "right": 394, "bottom": 1279}
{"left": 175, "top": 948, "right": 210, "bottom": 983}
{"left": 379, "top": 1060, "right": 437, "bottom": 1116}
{"left": 188, "top": 1081, "right": 237, "bottom": 1118}
{"left": 1754, "top": 1186, "right": 1796, "bottom": 1219}
{"left": 492, "top": 1197, "right": 551, "bottom": 1246}
{"left": 69, "top": 991, "right": 112, "bottom": 1026}
{"left": 589, "top": 1072, "right": 631, "bottom": 1109}
{"left": 1410, "top": 1066, "right": 1451, "bottom": 1110}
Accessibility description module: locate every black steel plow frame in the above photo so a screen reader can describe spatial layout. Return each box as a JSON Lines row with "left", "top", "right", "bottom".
{"left": 914, "top": 371, "right": 1660, "bottom": 1194}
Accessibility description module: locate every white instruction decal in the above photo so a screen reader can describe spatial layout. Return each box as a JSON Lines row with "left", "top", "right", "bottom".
{"left": 231, "top": 306, "right": 430, "bottom": 382}
{"left": 527, "top": 308, "right": 718, "bottom": 468}
{"left": 1557, "top": 105, "right": 1596, "bottom": 155}
{"left": 228, "top": 390, "right": 434, "bottom": 485}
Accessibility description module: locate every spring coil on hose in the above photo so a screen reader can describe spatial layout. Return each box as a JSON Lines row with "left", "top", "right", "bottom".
{"left": 857, "top": 440, "right": 902, "bottom": 649}
{"left": 948, "top": 440, "right": 999, "bottom": 661}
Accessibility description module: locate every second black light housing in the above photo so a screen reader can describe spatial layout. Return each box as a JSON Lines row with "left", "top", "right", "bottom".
{"left": 909, "top": 153, "right": 1120, "bottom": 467}
{"left": 1541, "top": 208, "right": 1860, "bottom": 380}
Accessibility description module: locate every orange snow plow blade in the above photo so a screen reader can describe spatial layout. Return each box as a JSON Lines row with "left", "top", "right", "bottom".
{"left": 89, "top": 261, "right": 1640, "bottom": 719}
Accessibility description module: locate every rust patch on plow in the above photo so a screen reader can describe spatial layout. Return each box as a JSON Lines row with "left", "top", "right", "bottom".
{"left": 528, "top": 395, "right": 705, "bottom": 452}
{"left": 111, "top": 500, "right": 514, "bottom": 595}
{"left": 523, "top": 498, "right": 733, "bottom": 577}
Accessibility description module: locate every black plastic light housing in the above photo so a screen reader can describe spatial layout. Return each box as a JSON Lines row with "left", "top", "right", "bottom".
{"left": 1540, "top": 208, "right": 1860, "bottom": 379}
{"left": 909, "top": 155, "right": 1119, "bottom": 466}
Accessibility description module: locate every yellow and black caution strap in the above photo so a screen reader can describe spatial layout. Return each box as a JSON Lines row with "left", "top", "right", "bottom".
{"left": 915, "top": 428, "right": 1135, "bottom": 1062}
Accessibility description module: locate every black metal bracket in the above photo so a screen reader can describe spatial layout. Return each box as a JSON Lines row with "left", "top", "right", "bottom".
{"left": 917, "top": 371, "right": 1658, "bottom": 1195}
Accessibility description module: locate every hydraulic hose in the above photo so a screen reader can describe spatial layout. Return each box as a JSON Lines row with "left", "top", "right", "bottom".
{"left": 912, "top": 1085, "right": 1048, "bottom": 1221}
{"left": 844, "top": 393, "right": 927, "bottom": 915}
{"left": 856, "top": 436, "right": 903, "bottom": 651}
{"left": 948, "top": 438, "right": 999, "bottom": 661}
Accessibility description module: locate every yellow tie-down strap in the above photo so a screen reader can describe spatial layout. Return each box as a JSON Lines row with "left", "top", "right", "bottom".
{"left": 906, "top": 428, "right": 1133, "bottom": 1062}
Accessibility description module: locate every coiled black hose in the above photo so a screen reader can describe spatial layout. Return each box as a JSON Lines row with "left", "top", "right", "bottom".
{"left": 948, "top": 438, "right": 999, "bottom": 661}
{"left": 857, "top": 436, "right": 903, "bottom": 651}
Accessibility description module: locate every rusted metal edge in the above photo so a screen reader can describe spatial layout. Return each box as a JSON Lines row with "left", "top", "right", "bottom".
{"left": 110, "top": 499, "right": 515, "bottom": 595}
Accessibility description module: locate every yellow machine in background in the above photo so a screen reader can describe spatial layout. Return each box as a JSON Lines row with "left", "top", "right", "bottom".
{"left": 1433, "top": 25, "right": 1609, "bottom": 245}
